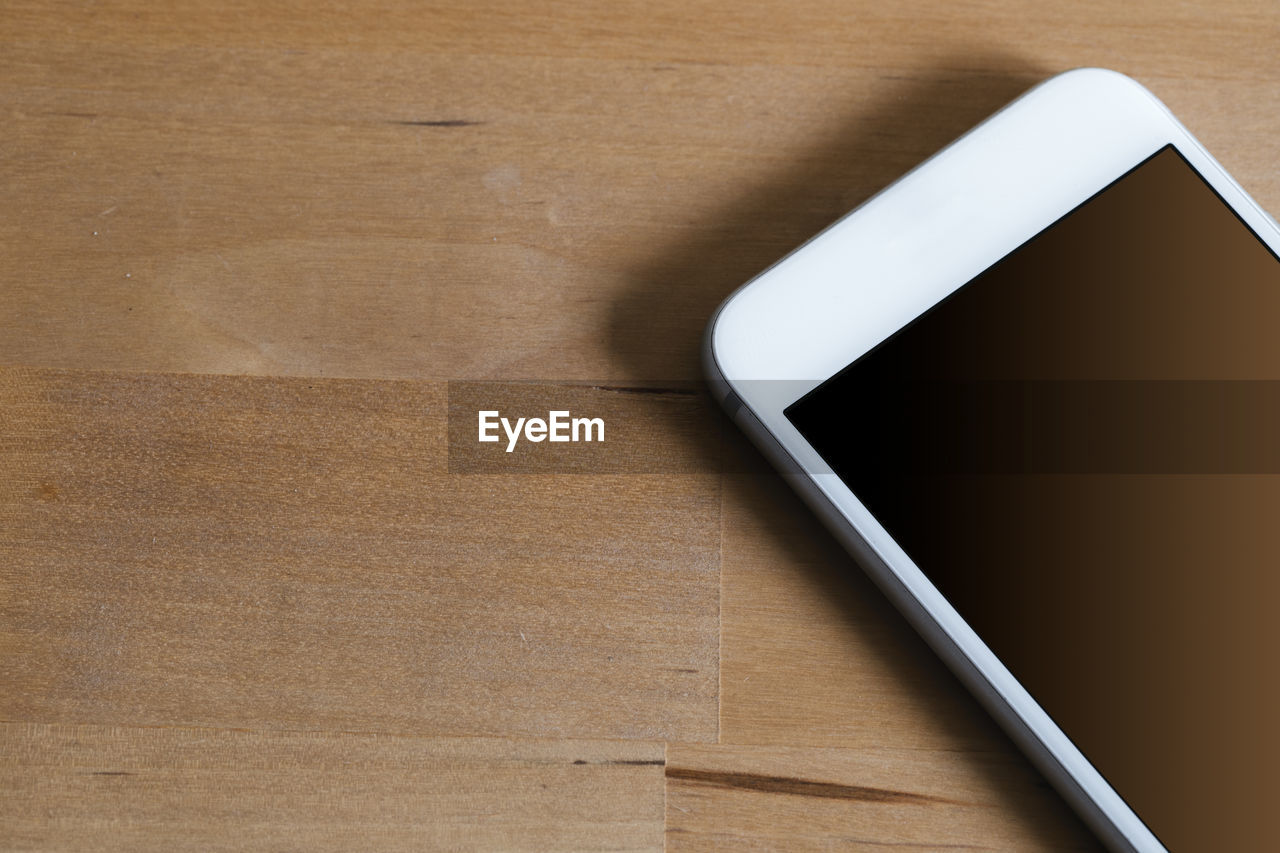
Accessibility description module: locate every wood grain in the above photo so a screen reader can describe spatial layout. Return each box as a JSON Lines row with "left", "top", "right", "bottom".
{"left": 2, "top": 3, "right": 1275, "bottom": 383}
{"left": 1, "top": 721, "right": 665, "bottom": 852}
{"left": 3, "top": 0, "right": 1280, "bottom": 848}
{"left": 0, "top": 367, "right": 719, "bottom": 741}
{"left": 666, "top": 741, "right": 1099, "bottom": 850}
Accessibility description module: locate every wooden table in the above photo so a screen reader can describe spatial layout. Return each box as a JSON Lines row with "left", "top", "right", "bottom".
{"left": 2, "top": 2, "right": 1276, "bottom": 848}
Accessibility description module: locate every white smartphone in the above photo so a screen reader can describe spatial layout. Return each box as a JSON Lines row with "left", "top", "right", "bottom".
{"left": 704, "top": 68, "right": 1280, "bottom": 852}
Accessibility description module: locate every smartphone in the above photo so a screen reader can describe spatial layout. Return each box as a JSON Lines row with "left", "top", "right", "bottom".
{"left": 704, "top": 68, "right": 1280, "bottom": 852}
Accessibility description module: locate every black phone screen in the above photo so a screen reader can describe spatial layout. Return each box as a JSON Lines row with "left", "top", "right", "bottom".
{"left": 786, "top": 145, "right": 1280, "bottom": 851}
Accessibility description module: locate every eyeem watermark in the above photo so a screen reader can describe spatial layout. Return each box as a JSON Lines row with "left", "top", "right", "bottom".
{"left": 478, "top": 410, "right": 605, "bottom": 452}
{"left": 448, "top": 381, "right": 715, "bottom": 473}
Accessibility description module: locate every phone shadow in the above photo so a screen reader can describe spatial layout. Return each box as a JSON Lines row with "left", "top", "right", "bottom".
{"left": 609, "top": 57, "right": 1104, "bottom": 849}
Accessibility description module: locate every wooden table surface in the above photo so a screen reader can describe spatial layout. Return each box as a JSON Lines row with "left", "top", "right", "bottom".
{"left": 3, "top": 2, "right": 1277, "bottom": 849}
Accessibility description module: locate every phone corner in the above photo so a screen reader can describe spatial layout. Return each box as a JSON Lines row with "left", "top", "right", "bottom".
{"left": 701, "top": 289, "right": 739, "bottom": 411}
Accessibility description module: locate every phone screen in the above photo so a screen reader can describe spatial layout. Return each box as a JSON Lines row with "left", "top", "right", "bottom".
{"left": 786, "top": 145, "right": 1280, "bottom": 850}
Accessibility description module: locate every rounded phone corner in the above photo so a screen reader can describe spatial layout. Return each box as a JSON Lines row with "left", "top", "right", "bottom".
{"left": 701, "top": 293, "right": 733, "bottom": 407}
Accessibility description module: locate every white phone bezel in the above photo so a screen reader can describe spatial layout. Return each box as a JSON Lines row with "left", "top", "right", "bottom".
{"left": 704, "top": 68, "right": 1280, "bottom": 853}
